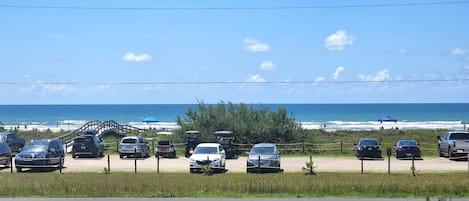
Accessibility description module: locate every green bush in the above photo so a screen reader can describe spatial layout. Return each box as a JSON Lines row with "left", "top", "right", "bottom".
{"left": 175, "top": 101, "right": 305, "bottom": 144}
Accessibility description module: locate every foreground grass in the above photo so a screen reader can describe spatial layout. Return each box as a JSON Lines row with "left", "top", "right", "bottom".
{"left": 0, "top": 172, "right": 468, "bottom": 198}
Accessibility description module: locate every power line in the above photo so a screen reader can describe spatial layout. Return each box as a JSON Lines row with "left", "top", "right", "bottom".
{"left": 1, "top": 1, "right": 468, "bottom": 11}
{"left": 1, "top": 79, "right": 468, "bottom": 85}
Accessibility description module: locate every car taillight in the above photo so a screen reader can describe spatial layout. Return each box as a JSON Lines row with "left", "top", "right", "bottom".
{"left": 414, "top": 147, "right": 420, "bottom": 151}
{"left": 189, "top": 147, "right": 194, "bottom": 154}
{"left": 397, "top": 146, "right": 403, "bottom": 151}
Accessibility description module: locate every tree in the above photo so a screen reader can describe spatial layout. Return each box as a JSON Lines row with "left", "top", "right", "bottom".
{"left": 176, "top": 101, "right": 304, "bottom": 144}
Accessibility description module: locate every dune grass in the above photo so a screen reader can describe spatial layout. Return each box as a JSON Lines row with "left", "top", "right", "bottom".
{"left": 0, "top": 172, "right": 467, "bottom": 198}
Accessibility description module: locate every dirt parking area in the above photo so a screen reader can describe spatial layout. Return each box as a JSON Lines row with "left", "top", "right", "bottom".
{"left": 2, "top": 155, "right": 469, "bottom": 173}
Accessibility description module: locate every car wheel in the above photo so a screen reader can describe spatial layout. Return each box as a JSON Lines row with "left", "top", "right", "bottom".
{"left": 119, "top": 154, "right": 124, "bottom": 159}
{"left": 60, "top": 157, "right": 65, "bottom": 168}
{"left": 16, "top": 167, "right": 22, "bottom": 173}
{"left": 438, "top": 146, "right": 443, "bottom": 157}
{"left": 448, "top": 148, "right": 453, "bottom": 159}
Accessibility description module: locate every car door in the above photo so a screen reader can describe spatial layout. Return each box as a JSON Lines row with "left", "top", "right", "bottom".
{"left": 440, "top": 133, "right": 450, "bottom": 153}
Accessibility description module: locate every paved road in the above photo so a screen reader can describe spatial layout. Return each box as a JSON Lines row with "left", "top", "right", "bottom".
{"left": 0, "top": 198, "right": 464, "bottom": 201}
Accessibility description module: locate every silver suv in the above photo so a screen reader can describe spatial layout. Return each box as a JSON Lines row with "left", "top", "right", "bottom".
{"left": 119, "top": 136, "right": 150, "bottom": 158}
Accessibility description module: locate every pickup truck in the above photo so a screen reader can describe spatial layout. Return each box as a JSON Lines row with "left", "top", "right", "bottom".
{"left": 0, "top": 132, "right": 25, "bottom": 153}
{"left": 438, "top": 131, "right": 469, "bottom": 159}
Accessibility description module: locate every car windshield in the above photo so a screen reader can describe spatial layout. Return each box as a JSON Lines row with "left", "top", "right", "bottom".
{"left": 250, "top": 146, "right": 275, "bottom": 155}
{"left": 22, "top": 144, "right": 48, "bottom": 152}
{"left": 449, "top": 133, "right": 469, "bottom": 140}
{"left": 360, "top": 140, "right": 378, "bottom": 146}
{"left": 122, "top": 138, "right": 137, "bottom": 144}
{"left": 398, "top": 140, "right": 417, "bottom": 146}
{"left": 75, "top": 137, "right": 92, "bottom": 143}
{"left": 194, "top": 147, "right": 218, "bottom": 154}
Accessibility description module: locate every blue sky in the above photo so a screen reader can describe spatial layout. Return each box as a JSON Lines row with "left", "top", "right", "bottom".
{"left": 1, "top": 0, "right": 468, "bottom": 104}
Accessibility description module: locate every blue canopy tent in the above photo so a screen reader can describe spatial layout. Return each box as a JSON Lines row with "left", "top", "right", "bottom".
{"left": 143, "top": 116, "right": 159, "bottom": 129}
{"left": 378, "top": 115, "right": 398, "bottom": 123}
{"left": 143, "top": 116, "right": 159, "bottom": 123}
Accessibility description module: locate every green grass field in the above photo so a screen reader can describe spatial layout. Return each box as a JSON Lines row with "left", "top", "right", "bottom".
{"left": 0, "top": 172, "right": 467, "bottom": 198}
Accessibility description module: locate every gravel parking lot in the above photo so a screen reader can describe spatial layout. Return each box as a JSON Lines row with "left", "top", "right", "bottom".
{"left": 2, "top": 155, "right": 469, "bottom": 173}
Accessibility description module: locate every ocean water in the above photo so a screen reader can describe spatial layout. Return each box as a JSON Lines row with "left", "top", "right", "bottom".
{"left": 0, "top": 104, "right": 468, "bottom": 131}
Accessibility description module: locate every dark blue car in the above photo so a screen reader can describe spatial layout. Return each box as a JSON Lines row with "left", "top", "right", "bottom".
{"left": 15, "top": 138, "right": 64, "bottom": 172}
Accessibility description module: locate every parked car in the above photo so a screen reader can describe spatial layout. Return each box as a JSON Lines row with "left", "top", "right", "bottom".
{"left": 119, "top": 136, "right": 150, "bottom": 158}
{"left": 438, "top": 131, "right": 469, "bottom": 159}
{"left": 394, "top": 140, "right": 421, "bottom": 159}
{"left": 355, "top": 138, "right": 382, "bottom": 159}
{"left": 246, "top": 143, "right": 281, "bottom": 173}
{"left": 72, "top": 134, "right": 105, "bottom": 158}
{"left": 155, "top": 140, "right": 176, "bottom": 158}
{"left": 189, "top": 143, "right": 226, "bottom": 173}
{"left": 0, "top": 132, "right": 25, "bottom": 153}
{"left": 0, "top": 141, "right": 11, "bottom": 167}
{"left": 15, "top": 138, "right": 65, "bottom": 172}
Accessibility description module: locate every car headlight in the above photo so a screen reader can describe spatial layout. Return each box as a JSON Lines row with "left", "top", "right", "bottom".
{"left": 38, "top": 153, "right": 47, "bottom": 159}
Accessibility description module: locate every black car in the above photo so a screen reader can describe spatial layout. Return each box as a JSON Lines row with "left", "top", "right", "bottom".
{"left": 0, "top": 141, "right": 11, "bottom": 167}
{"left": 72, "top": 135, "right": 105, "bottom": 158}
{"left": 394, "top": 140, "right": 421, "bottom": 159}
{"left": 15, "top": 138, "right": 65, "bottom": 172}
{"left": 355, "top": 138, "right": 382, "bottom": 159}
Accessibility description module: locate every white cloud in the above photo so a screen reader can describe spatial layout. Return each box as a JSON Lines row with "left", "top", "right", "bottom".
{"left": 313, "top": 77, "right": 325, "bottom": 85}
{"left": 244, "top": 38, "right": 270, "bottom": 53}
{"left": 25, "top": 80, "right": 73, "bottom": 95}
{"left": 123, "top": 52, "right": 152, "bottom": 62}
{"left": 324, "top": 30, "right": 354, "bottom": 51}
{"left": 451, "top": 48, "right": 466, "bottom": 55}
{"left": 464, "top": 65, "right": 469, "bottom": 70}
{"left": 332, "top": 66, "right": 345, "bottom": 79}
{"left": 358, "top": 69, "right": 390, "bottom": 81}
{"left": 398, "top": 49, "right": 407, "bottom": 54}
{"left": 260, "top": 61, "right": 275, "bottom": 71}
{"left": 246, "top": 74, "right": 266, "bottom": 82}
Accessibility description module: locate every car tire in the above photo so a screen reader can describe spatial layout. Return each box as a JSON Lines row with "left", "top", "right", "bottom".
{"left": 438, "top": 146, "right": 443, "bottom": 157}
{"left": 448, "top": 148, "right": 454, "bottom": 160}
{"left": 119, "top": 154, "right": 124, "bottom": 159}
{"left": 16, "top": 167, "right": 22, "bottom": 173}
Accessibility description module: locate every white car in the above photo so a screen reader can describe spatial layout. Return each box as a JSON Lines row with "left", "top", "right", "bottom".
{"left": 189, "top": 143, "right": 226, "bottom": 173}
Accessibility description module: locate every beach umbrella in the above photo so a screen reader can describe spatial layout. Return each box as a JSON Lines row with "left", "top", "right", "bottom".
{"left": 378, "top": 115, "right": 398, "bottom": 123}
{"left": 142, "top": 116, "right": 159, "bottom": 123}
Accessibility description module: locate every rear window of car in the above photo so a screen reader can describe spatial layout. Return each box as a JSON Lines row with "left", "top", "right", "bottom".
{"left": 122, "top": 138, "right": 137, "bottom": 144}
{"left": 450, "top": 133, "right": 469, "bottom": 140}
{"left": 360, "top": 140, "right": 378, "bottom": 146}
{"left": 398, "top": 140, "right": 417, "bottom": 146}
{"left": 158, "top": 141, "right": 170, "bottom": 145}
{"left": 75, "top": 137, "right": 92, "bottom": 143}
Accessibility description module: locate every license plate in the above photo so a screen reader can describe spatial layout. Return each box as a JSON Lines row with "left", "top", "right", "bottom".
{"left": 457, "top": 149, "right": 464, "bottom": 153}
{"left": 160, "top": 148, "right": 166, "bottom": 151}
{"left": 368, "top": 148, "right": 373, "bottom": 150}
{"left": 81, "top": 146, "right": 86, "bottom": 149}
{"left": 406, "top": 153, "right": 412, "bottom": 156}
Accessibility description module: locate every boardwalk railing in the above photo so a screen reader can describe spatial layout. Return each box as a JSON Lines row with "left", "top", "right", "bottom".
{"left": 57, "top": 120, "right": 143, "bottom": 145}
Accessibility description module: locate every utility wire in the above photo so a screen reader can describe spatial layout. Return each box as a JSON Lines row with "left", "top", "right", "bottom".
{"left": 1, "top": 79, "right": 468, "bottom": 85}
{"left": 1, "top": 1, "right": 468, "bottom": 11}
